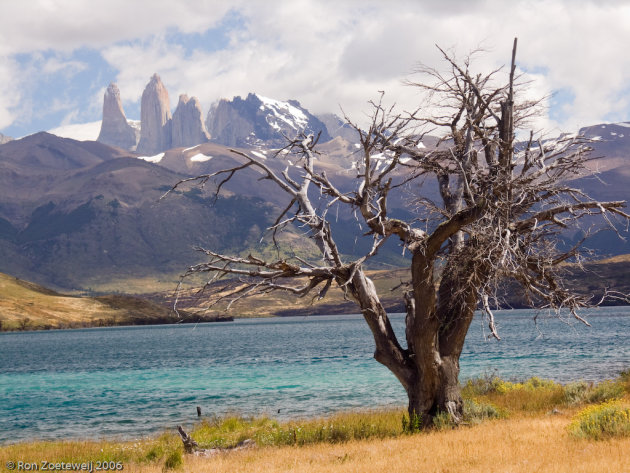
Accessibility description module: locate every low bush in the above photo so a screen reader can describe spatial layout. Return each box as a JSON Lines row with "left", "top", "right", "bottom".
{"left": 583, "top": 380, "right": 625, "bottom": 404}
{"left": 492, "top": 376, "right": 559, "bottom": 394}
{"left": 461, "top": 372, "right": 503, "bottom": 396}
{"left": 620, "top": 368, "right": 630, "bottom": 394}
{"left": 563, "top": 381, "right": 590, "bottom": 405}
{"left": 432, "top": 399, "right": 506, "bottom": 431}
{"left": 162, "top": 448, "right": 183, "bottom": 470}
{"left": 463, "top": 399, "right": 506, "bottom": 423}
{"left": 463, "top": 374, "right": 559, "bottom": 396}
{"left": 463, "top": 372, "right": 630, "bottom": 414}
{"left": 463, "top": 375, "right": 565, "bottom": 413}
{"left": 563, "top": 379, "right": 624, "bottom": 405}
{"left": 569, "top": 401, "right": 630, "bottom": 440}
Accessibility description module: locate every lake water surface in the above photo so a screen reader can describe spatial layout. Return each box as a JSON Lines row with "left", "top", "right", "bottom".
{"left": 1, "top": 307, "right": 629, "bottom": 443}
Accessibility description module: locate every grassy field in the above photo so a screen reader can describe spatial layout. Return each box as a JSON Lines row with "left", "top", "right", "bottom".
{"left": 161, "top": 416, "right": 630, "bottom": 473}
{"left": 1, "top": 373, "right": 628, "bottom": 472}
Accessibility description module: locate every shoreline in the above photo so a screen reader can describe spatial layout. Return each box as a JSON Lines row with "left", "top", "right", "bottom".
{"left": 0, "top": 314, "right": 234, "bottom": 333}
{"left": 4, "top": 303, "right": 630, "bottom": 333}
{"left": 1, "top": 373, "right": 628, "bottom": 472}
{"left": 3, "top": 371, "right": 628, "bottom": 446}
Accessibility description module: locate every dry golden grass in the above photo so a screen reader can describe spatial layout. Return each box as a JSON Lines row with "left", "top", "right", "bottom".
{"left": 4, "top": 373, "right": 623, "bottom": 472}
{"left": 4, "top": 414, "right": 628, "bottom": 473}
{"left": 0, "top": 273, "right": 123, "bottom": 330}
{"left": 78, "top": 272, "right": 189, "bottom": 294}
{"left": 0, "top": 273, "right": 180, "bottom": 330}
{"left": 177, "top": 415, "right": 630, "bottom": 473}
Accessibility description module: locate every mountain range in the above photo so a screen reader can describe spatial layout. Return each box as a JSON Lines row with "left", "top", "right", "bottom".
{"left": 0, "top": 80, "right": 629, "bottom": 294}
{"left": 95, "top": 74, "right": 339, "bottom": 154}
{"left": 0, "top": 132, "right": 323, "bottom": 291}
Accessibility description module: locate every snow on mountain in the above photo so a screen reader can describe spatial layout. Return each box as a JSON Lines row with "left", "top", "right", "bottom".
{"left": 190, "top": 153, "right": 213, "bottom": 162}
{"left": 206, "top": 93, "right": 331, "bottom": 147}
{"left": 137, "top": 153, "right": 164, "bottom": 163}
{"left": 257, "top": 94, "right": 309, "bottom": 132}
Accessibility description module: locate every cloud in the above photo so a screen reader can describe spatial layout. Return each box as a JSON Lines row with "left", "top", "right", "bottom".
{"left": 0, "top": 59, "right": 21, "bottom": 129}
{"left": 40, "top": 56, "right": 87, "bottom": 76}
{"left": 3, "top": 0, "right": 630, "bottom": 135}
{"left": 0, "top": 0, "right": 234, "bottom": 54}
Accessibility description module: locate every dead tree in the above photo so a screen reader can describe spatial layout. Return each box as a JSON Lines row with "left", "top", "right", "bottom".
{"left": 166, "top": 39, "right": 629, "bottom": 428}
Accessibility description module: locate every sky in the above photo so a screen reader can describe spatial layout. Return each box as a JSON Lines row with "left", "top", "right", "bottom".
{"left": 1, "top": 0, "right": 630, "bottom": 139}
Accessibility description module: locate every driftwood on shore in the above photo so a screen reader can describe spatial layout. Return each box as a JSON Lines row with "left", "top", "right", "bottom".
{"left": 176, "top": 425, "right": 255, "bottom": 456}
{"left": 177, "top": 425, "right": 199, "bottom": 453}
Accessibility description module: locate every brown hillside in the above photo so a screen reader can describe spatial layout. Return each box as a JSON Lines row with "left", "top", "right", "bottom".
{"left": 0, "top": 272, "right": 227, "bottom": 331}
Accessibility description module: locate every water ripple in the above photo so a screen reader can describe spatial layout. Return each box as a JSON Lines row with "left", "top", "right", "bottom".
{"left": 0, "top": 308, "right": 629, "bottom": 443}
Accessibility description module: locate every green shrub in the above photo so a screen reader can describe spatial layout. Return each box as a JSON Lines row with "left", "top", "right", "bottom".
{"left": 143, "top": 444, "right": 164, "bottom": 462}
{"left": 493, "top": 376, "right": 559, "bottom": 394}
{"left": 620, "top": 368, "right": 630, "bottom": 394}
{"left": 192, "top": 416, "right": 272, "bottom": 448}
{"left": 162, "top": 449, "right": 183, "bottom": 470}
{"left": 463, "top": 399, "right": 506, "bottom": 423}
{"left": 462, "top": 373, "right": 502, "bottom": 396}
{"left": 191, "top": 411, "right": 404, "bottom": 447}
{"left": 569, "top": 401, "right": 630, "bottom": 440}
{"left": 463, "top": 375, "right": 560, "bottom": 397}
{"left": 429, "top": 400, "right": 505, "bottom": 430}
{"left": 432, "top": 411, "right": 454, "bottom": 430}
{"left": 562, "top": 379, "right": 624, "bottom": 406}
{"left": 402, "top": 412, "right": 422, "bottom": 433}
{"left": 563, "top": 381, "right": 590, "bottom": 405}
{"left": 584, "top": 380, "right": 625, "bottom": 404}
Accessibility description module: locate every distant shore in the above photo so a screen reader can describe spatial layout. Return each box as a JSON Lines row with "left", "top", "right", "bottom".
{"left": 0, "top": 313, "right": 234, "bottom": 332}
{"left": 0, "top": 271, "right": 236, "bottom": 332}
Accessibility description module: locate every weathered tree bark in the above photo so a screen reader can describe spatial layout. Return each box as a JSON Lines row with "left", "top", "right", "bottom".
{"left": 177, "top": 425, "right": 199, "bottom": 453}
{"left": 404, "top": 354, "right": 464, "bottom": 428}
{"left": 346, "top": 252, "right": 483, "bottom": 427}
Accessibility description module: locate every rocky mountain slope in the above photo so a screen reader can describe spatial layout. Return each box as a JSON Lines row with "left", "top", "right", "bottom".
{"left": 206, "top": 93, "right": 331, "bottom": 147}
{"left": 0, "top": 132, "right": 317, "bottom": 291}
{"left": 97, "top": 83, "right": 138, "bottom": 150}
{"left": 3, "top": 82, "right": 630, "bottom": 295}
{"left": 0, "top": 132, "right": 12, "bottom": 145}
{"left": 95, "top": 76, "right": 338, "bottom": 153}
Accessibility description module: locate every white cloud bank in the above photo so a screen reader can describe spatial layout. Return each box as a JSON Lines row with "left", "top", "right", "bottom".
{"left": 2, "top": 0, "right": 630, "bottom": 134}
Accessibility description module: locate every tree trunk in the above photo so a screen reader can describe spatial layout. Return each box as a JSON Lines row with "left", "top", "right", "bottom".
{"left": 351, "top": 261, "right": 476, "bottom": 430}
{"left": 437, "top": 355, "right": 464, "bottom": 422}
{"left": 405, "top": 353, "right": 463, "bottom": 429}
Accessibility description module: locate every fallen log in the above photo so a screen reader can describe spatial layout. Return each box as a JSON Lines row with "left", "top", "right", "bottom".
{"left": 176, "top": 425, "right": 255, "bottom": 456}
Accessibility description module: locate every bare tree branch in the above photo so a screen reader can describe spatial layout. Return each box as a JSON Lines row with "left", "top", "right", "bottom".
{"left": 166, "top": 38, "right": 630, "bottom": 429}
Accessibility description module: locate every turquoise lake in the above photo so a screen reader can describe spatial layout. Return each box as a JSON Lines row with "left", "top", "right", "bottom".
{"left": 1, "top": 307, "right": 629, "bottom": 443}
